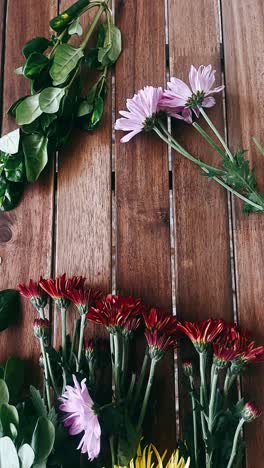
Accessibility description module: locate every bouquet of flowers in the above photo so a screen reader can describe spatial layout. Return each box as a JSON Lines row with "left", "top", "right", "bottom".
{"left": 0, "top": 275, "right": 262, "bottom": 467}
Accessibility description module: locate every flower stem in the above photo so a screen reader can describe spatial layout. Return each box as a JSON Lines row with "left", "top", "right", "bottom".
{"left": 134, "top": 349, "right": 149, "bottom": 406}
{"left": 77, "top": 314, "right": 86, "bottom": 372}
{"left": 61, "top": 308, "right": 67, "bottom": 365}
{"left": 113, "top": 333, "right": 121, "bottom": 400}
{"left": 154, "top": 123, "right": 264, "bottom": 211}
{"left": 39, "top": 337, "right": 51, "bottom": 410}
{"left": 137, "top": 358, "right": 157, "bottom": 430}
{"left": 199, "top": 107, "right": 234, "bottom": 162}
{"left": 227, "top": 419, "right": 245, "bottom": 468}
{"left": 208, "top": 364, "right": 218, "bottom": 432}
{"left": 189, "top": 376, "right": 198, "bottom": 468}
{"left": 38, "top": 307, "right": 45, "bottom": 320}
{"left": 121, "top": 336, "right": 129, "bottom": 389}
{"left": 109, "top": 435, "right": 116, "bottom": 467}
{"left": 80, "top": 4, "right": 105, "bottom": 50}
{"left": 46, "top": 352, "right": 60, "bottom": 397}
{"left": 69, "top": 319, "right": 80, "bottom": 365}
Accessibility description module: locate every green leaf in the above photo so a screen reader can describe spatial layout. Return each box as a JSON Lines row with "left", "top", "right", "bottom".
{"left": 68, "top": 19, "right": 83, "bottom": 36}
{"left": 15, "top": 67, "right": 24, "bottom": 75}
{"left": 31, "top": 416, "right": 55, "bottom": 464}
{"left": 0, "top": 403, "right": 19, "bottom": 438}
{"left": 98, "top": 24, "right": 122, "bottom": 67}
{"left": 49, "top": 44, "right": 83, "bottom": 85}
{"left": 40, "top": 114, "right": 57, "bottom": 133}
{"left": 85, "top": 48, "right": 104, "bottom": 70}
{"left": 39, "top": 87, "right": 65, "bottom": 114}
{"left": 8, "top": 96, "right": 29, "bottom": 117}
{"left": 22, "top": 134, "right": 48, "bottom": 182}
{"left": 0, "top": 129, "right": 20, "bottom": 155}
{"left": 30, "top": 386, "right": 47, "bottom": 418}
{"left": 0, "top": 379, "right": 9, "bottom": 405}
{"left": 4, "top": 154, "right": 24, "bottom": 183}
{"left": 253, "top": 137, "right": 264, "bottom": 157}
{"left": 0, "top": 290, "right": 20, "bottom": 331}
{"left": 0, "top": 437, "right": 20, "bottom": 468}
{"left": 0, "top": 176, "right": 24, "bottom": 211}
{"left": 16, "top": 94, "right": 42, "bottom": 126}
{"left": 77, "top": 100, "right": 93, "bottom": 117}
{"left": 117, "top": 417, "right": 141, "bottom": 466}
{"left": 4, "top": 357, "right": 25, "bottom": 401}
{"left": 23, "top": 37, "right": 51, "bottom": 59}
{"left": 50, "top": 0, "right": 89, "bottom": 32}
{"left": 23, "top": 53, "right": 49, "bottom": 79}
{"left": 18, "top": 444, "right": 35, "bottom": 468}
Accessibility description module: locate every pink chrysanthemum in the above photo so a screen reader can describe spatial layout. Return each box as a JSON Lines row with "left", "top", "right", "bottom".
{"left": 59, "top": 375, "right": 101, "bottom": 460}
{"left": 115, "top": 86, "right": 163, "bottom": 142}
{"left": 160, "top": 64, "right": 224, "bottom": 123}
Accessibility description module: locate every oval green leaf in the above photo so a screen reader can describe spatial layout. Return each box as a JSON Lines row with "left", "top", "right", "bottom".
{"left": 0, "top": 129, "right": 20, "bottom": 155}
{"left": 16, "top": 95, "right": 42, "bottom": 126}
{"left": 39, "top": 87, "right": 65, "bottom": 114}
{"left": 22, "top": 134, "right": 48, "bottom": 182}
{"left": 18, "top": 444, "right": 35, "bottom": 468}
{"left": 68, "top": 19, "right": 83, "bottom": 36}
{"left": 0, "top": 437, "right": 19, "bottom": 468}
{"left": 0, "top": 403, "right": 19, "bottom": 438}
{"left": 23, "top": 52, "right": 49, "bottom": 79}
{"left": 0, "top": 379, "right": 9, "bottom": 405}
{"left": 49, "top": 44, "right": 83, "bottom": 85}
{"left": 31, "top": 416, "right": 55, "bottom": 464}
{"left": 23, "top": 37, "right": 51, "bottom": 59}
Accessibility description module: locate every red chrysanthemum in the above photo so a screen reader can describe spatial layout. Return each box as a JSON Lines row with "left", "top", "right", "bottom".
{"left": 143, "top": 307, "right": 178, "bottom": 334}
{"left": 145, "top": 329, "right": 177, "bottom": 361}
{"left": 178, "top": 319, "right": 225, "bottom": 352}
{"left": 241, "top": 402, "right": 262, "bottom": 422}
{"left": 65, "top": 287, "right": 103, "bottom": 315}
{"left": 87, "top": 294, "right": 144, "bottom": 333}
{"left": 33, "top": 318, "right": 50, "bottom": 339}
{"left": 39, "top": 274, "right": 85, "bottom": 309}
{"left": 18, "top": 279, "right": 47, "bottom": 310}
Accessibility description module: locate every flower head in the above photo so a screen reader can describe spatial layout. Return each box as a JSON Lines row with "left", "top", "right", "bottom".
{"left": 143, "top": 307, "right": 178, "bottom": 334}
{"left": 115, "top": 86, "right": 163, "bottom": 142}
{"left": 241, "top": 402, "right": 262, "bottom": 422}
{"left": 33, "top": 318, "right": 50, "bottom": 339}
{"left": 39, "top": 274, "right": 85, "bottom": 309}
{"left": 84, "top": 338, "right": 96, "bottom": 361}
{"left": 145, "top": 329, "right": 177, "bottom": 361}
{"left": 178, "top": 319, "right": 225, "bottom": 353}
{"left": 18, "top": 279, "right": 48, "bottom": 311}
{"left": 59, "top": 375, "right": 101, "bottom": 460}
{"left": 182, "top": 361, "right": 194, "bottom": 378}
{"left": 120, "top": 443, "right": 190, "bottom": 468}
{"left": 65, "top": 287, "right": 103, "bottom": 316}
{"left": 87, "top": 294, "right": 144, "bottom": 334}
{"left": 160, "top": 64, "right": 224, "bottom": 123}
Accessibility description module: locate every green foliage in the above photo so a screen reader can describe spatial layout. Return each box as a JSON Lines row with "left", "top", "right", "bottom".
{"left": 4, "top": 358, "right": 25, "bottom": 403}
{"left": 0, "top": 437, "right": 20, "bottom": 468}
{"left": 1, "top": 0, "right": 122, "bottom": 212}
{"left": 22, "top": 134, "right": 48, "bottom": 182}
{"left": 0, "top": 380, "right": 9, "bottom": 405}
{"left": 49, "top": 44, "right": 83, "bottom": 85}
{"left": 31, "top": 416, "right": 55, "bottom": 464}
{"left": 0, "top": 290, "right": 20, "bottom": 332}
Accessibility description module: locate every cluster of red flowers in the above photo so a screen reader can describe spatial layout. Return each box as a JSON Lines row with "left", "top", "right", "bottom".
{"left": 19, "top": 275, "right": 264, "bottom": 366}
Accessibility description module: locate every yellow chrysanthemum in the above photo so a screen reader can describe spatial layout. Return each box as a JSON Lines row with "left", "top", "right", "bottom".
{"left": 114, "top": 444, "right": 190, "bottom": 468}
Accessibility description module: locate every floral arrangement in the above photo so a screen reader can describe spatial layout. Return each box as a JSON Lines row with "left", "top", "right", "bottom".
{"left": 0, "top": 0, "right": 121, "bottom": 210}
{"left": 0, "top": 275, "right": 261, "bottom": 467}
{"left": 115, "top": 65, "right": 264, "bottom": 214}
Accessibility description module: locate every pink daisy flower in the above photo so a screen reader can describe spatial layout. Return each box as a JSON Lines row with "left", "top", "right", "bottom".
{"left": 59, "top": 375, "right": 101, "bottom": 460}
{"left": 115, "top": 86, "right": 163, "bottom": 142}
{"left": 160, "top": 64, "right": 224, "bottom": 123}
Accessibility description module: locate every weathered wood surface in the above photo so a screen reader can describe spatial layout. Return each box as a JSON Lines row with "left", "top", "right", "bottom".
{"left": 222, "top": 1, "right": 264, "bottom": 465}
{"left": 115, "top": 0, "right": 176, "bottom": 451}
{"left": 0, "top": 0, "right": 263, "bottom": 464}
{"left": 0, "top": 0, "right": 56, "bottom": 383}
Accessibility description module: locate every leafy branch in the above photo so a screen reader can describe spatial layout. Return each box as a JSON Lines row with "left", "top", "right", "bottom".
{"left": 0, "top": 0, "right": 122, "bottom": 211}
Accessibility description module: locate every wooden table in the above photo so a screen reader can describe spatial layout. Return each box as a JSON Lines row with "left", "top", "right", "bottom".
{"left": 0, "top": 0, "right": 263, "bottom": 466}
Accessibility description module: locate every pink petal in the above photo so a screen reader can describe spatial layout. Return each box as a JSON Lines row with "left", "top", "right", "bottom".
{"left": 202, "top": 96, "right": 216, "bottom": 108}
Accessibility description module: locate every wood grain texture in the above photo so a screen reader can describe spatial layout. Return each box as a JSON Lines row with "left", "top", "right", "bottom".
{"left": 115, "top": 0, "right": 176, "bottom": 451}
{"left": 0, "top": 0, "right": 6, "bottom": 117}
{"left": 0, "top": 0, "right": 55, "bottom": 379}
{"left": 168, "top": 0, "right": 233, "bottom": 323}
{"left": 54, "top": 1, "right": 112, "bottom": 346}
{"left": 222, "top": 1, "right": 264, "bottom": 465}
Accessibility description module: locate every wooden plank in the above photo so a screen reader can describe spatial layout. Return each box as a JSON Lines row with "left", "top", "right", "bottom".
{"left": 0, "top": 0, "right": 56, "bottom": 379}
{"left": 0, "top": 0, "right": 6, "bottom": 117}
{"left": 55, "top": 1, "right": 112, "bottom": 346}
{"left": 115, "top": 0, "right": 176, "bottom": 451}
{"left": 221, "top": 1, "right": 264, "bottom": 465}
{"left": 167, "top": 0, "right": 233, "bottom": 439}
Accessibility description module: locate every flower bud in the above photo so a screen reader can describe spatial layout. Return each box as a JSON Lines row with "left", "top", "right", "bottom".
{"left": 84, "top": 339, "right": 96, "bottom": 361}
{"left": 241, "top": 402, "right": 261, "bottom": 422}
{"left": 34, "top": 318, "right": 50, "bottom": 339}
{"left": 183, "top": 361, "right": 194, "bottom": 377}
